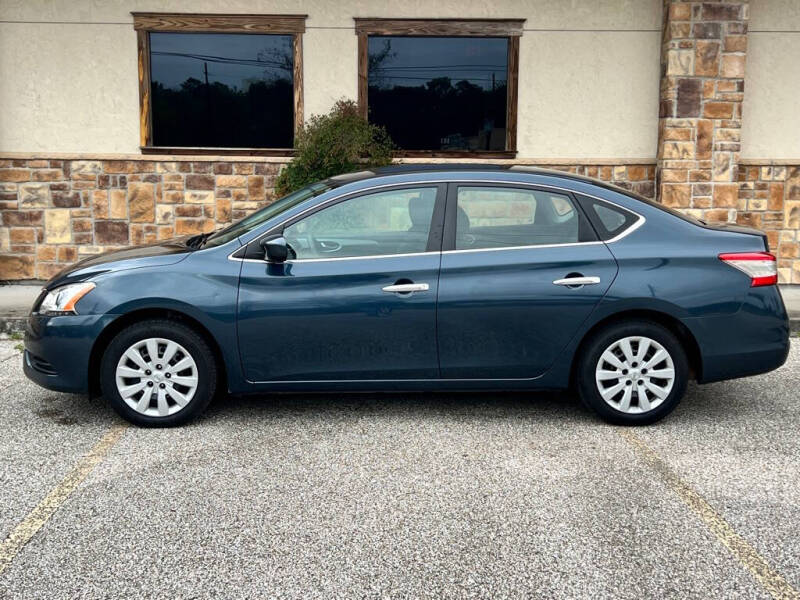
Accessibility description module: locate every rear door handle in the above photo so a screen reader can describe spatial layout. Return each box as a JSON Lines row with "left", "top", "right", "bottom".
{"left": 552, "top": 276, "right": 601, "bottom": 286}
{"left": 382, "top": 283, "right": 429, "bottom": 293}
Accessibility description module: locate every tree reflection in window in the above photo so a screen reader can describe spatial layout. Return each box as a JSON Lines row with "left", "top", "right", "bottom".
{"left": 367, "top": 36, "right": 508, "bottom": 151}
{"left": 150, "top": 33, "right": 294, "bottom": 148}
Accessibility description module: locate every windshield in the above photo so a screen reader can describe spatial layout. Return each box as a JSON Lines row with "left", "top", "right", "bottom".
{"left": 204, "top": 181, "right": 334, "bottom": 248}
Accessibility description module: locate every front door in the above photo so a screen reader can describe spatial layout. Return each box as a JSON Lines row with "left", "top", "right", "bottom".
{"left": 437, "top": 184, "right": 619, "bottom": 379}
{"left": 237, "top": 184, "right": 446, "bottom": 382}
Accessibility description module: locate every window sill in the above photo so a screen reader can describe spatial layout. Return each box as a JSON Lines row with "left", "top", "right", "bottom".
{"left": 393, "top": 150, "right": 517, "bottom": 159}
{"left": 141, "top": 146, "right": 296, "bottom": 157}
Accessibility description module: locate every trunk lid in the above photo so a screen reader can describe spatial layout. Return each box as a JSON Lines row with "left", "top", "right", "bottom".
{"left": 701, "top": 222, "right": 770, "bottom": 250}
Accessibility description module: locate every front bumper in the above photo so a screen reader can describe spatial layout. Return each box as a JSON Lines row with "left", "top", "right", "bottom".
{"left": 23, "top": 313, "right": 116, "bottom": 393}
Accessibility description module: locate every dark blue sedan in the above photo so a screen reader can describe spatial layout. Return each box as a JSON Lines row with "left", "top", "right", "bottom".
{"left": 23, "top": 167, "right": 790, "bottom": 426}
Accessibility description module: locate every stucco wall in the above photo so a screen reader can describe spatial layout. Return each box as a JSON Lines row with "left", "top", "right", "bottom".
{"left": 519, "top": 31, "right": 659, "bottom": 159}
{"left": 0, "top": 22, "right": 140, "bottom": 154}
{"left": 741, "top": 0, "right": 800, "bottom": 159}
{"left": 0, "top": 0, "right": 660, "bottom": 159}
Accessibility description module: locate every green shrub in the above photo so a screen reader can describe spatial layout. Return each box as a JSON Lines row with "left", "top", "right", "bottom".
{"left": 275, "top": 99, "right": 393, "bottom": 196}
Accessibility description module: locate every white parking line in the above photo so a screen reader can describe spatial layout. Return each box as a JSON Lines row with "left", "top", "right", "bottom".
{"left": 0, "top": 423, "right": 128, "bottom": 576}
{"left": 620, "top": 429, "right": 800, "bottom": 600}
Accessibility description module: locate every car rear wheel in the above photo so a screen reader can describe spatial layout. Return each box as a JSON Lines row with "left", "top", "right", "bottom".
{"left": 100, "top": 319, "right": 217, "bottom": 427}
{"left": 576, "top": 320, "right": 688, "bottom": 425}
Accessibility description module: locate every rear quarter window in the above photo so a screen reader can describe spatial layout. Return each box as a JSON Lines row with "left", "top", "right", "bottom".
{"left": 576, "top": 195, "right": 640, "bottom": 241}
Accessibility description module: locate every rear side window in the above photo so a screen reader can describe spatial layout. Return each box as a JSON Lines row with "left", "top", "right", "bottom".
{"left": 577, "top": 195, "right": 639, "bottom": 241}
{"left": 454, "top": 186, "right": 595, "bottom": 250}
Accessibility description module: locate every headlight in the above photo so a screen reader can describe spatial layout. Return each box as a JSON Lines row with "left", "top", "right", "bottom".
{"left": 38, "top": 282, "right": 96, "bottom": 315}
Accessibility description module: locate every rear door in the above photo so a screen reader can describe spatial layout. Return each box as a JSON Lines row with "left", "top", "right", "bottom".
{"left": 436, "top": 184, "right": 618, "bottom": 379}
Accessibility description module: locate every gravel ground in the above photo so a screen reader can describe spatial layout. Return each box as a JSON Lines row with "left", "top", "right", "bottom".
{"left": 0, "top": 340, "right": 798, "bottom": 599}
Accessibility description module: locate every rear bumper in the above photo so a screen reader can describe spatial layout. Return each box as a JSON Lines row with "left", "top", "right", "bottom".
{"left": 683, "top": 286, "right": 791, "bottom": 384}
{"left": 23, "top": 313, "right": 116, "bottom": 394}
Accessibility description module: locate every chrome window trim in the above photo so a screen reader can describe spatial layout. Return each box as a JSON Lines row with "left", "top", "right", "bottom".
{"left": 442, "top": 240, "right": 604, "bottom": 256}
{"left": 288, "top": 250, "right": 436, "bottom": 264}
{"left": 227, "top": 178, "right": 646, "bottom": 263}
{"left": 605, "top": 209, "right": 645, "bottom": 242}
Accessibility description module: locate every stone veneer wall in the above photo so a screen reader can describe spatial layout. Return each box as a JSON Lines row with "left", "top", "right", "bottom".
{"left": 653, "top": 0, "right": 800, "bottom": 282}
{"left": 0, "top": 157, "right": 655, "bottom": 281}
{"left": 737, "top": 163, "right": 800, "bottom": 283}
{"left": 0, "top": 157, "right": 281, "bottom": 280}
{"left": 479, "top": 161, "right": 800, "bottom": 285}
{"left": 2, "top": 156, "right": 798, "bottom": 283}
{"left": 535, "top": 164, "right": 656, "bottom": 199}
{"left": 657, "top": 0, "right": 748, "bottom": 219}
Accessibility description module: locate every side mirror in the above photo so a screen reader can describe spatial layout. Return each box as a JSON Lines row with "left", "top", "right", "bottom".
{"left": 261, "top": 236, "right": 289, "bottom": 263}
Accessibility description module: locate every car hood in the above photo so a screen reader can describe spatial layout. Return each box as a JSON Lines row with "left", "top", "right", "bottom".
{"left": 45, "top": 238, "right": 193, "bottom": 289}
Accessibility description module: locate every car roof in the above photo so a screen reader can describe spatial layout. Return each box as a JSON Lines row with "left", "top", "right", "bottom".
{"left": 324, "top": 164, "right": 606, "bottom": 188}
{"left": 319, "top": 164, "right": 702, "bottom": 228}
{"left": 322, "top": 164, "right": 643, "bottom": 200}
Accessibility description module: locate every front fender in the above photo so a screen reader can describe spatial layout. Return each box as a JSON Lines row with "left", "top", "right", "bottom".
{"left": 77, "top": 249, "right": 245, "bottom": 392}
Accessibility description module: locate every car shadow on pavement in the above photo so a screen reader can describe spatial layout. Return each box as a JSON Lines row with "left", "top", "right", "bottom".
{"left": 27, "top": 390, "right": 117, "bottom": 427}
{"left": 199, "top": 389, "right": 598, "bottom": 426}
{"left": 24, "top": 378, "right": 768, "bottom": 429}
{"left": 657, "top": 379, "right": 781, "bottom": 425}
{"left": 195, "top": 376, "right": 774, "bottom": 428}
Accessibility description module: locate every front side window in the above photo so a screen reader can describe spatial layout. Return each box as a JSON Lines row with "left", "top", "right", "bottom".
{"left": 356, "top": 19, "right": 523, "bottom": 156}
{"left": 133, "top": 13, "right": 305, "bottom": 152}
{"left": 284, "top": 187, "right": 438, "bottom": 259}
{"left": 455, "top": 187, "right": 586, "bottom": 250}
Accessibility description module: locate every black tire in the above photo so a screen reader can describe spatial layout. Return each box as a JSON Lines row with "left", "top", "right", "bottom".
{"left": 576, "top": 320, "right": 688, "bottom": 425}
{"left": 100, "top": 319, "right": 217, "bottom": 427}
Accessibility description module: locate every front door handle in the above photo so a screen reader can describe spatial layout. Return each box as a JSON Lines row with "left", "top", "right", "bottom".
{"left": 382, "top": 283, "right": 429, "bottom": 293}
{"left": 553, "top": 276, "right": 601, "bottom": 286}
{"left": 318, "top": 240, "right": 341, "bottom": 253}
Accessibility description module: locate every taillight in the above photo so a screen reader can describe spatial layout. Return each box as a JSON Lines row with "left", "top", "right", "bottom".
{"left": 718, "top": 252, "right": 777, "bottom": 287}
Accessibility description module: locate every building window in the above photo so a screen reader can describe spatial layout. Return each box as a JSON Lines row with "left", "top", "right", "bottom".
{"left": 355, "top": 19, "right": 524, "bottom": 158}
{"left": 149, "top": 33, "right": 294, "bottom": 148}
{"left": 133, "top": 13, "right": 306, "bottom": 154}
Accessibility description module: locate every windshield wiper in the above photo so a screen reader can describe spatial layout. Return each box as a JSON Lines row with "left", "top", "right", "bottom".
{"left": 185, "top": 232, "right": 213, "bottom": 249}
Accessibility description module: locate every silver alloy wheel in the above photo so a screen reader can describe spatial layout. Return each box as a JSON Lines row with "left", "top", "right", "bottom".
{"left": 594, "top": 335, "right": 675, "bottom": 414}
{"left": 115, "top": 337, "right": 199, "bottom": 417}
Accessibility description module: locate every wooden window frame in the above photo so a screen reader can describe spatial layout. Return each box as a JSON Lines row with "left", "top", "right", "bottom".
{"left": 133, "top": 12, "right": 306, "bottom": 156}
{"left": 355, "top": 18, "right": 524, "bottom": 159}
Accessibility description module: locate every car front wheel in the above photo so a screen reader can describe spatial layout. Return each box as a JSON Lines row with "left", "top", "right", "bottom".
{"left": 100, "top": 319, "right": 217, "bottom": 427}
{"left": 576, "top": 320, "right": 689, "bottom": 425}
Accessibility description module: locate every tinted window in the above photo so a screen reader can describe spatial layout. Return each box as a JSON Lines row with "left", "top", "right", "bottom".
{"left": 367, "top": 36, "right": 508, "bottom": 151}
{"left": 455, "top": 187, "right": 586, "bottom": 250}
{"left": 577, "top": 195, "right": 639, "bottom": 241}
{"left": 593, "top": 204, "right": 628, "bottom": 232}
{"left": 150, "top": 33, "right": 294, "bottom": 148}
{"left": 284, "top": 187, "right": 438, "bottom": 259}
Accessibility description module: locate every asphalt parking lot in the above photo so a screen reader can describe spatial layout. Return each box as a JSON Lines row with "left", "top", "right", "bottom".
{"left": 0, "top": 340, "right": 798, "bottom": 599}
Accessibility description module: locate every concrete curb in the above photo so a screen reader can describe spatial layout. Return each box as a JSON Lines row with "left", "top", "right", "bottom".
{"left": 0, "top": 317, "right": 27, "bottom": 336}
